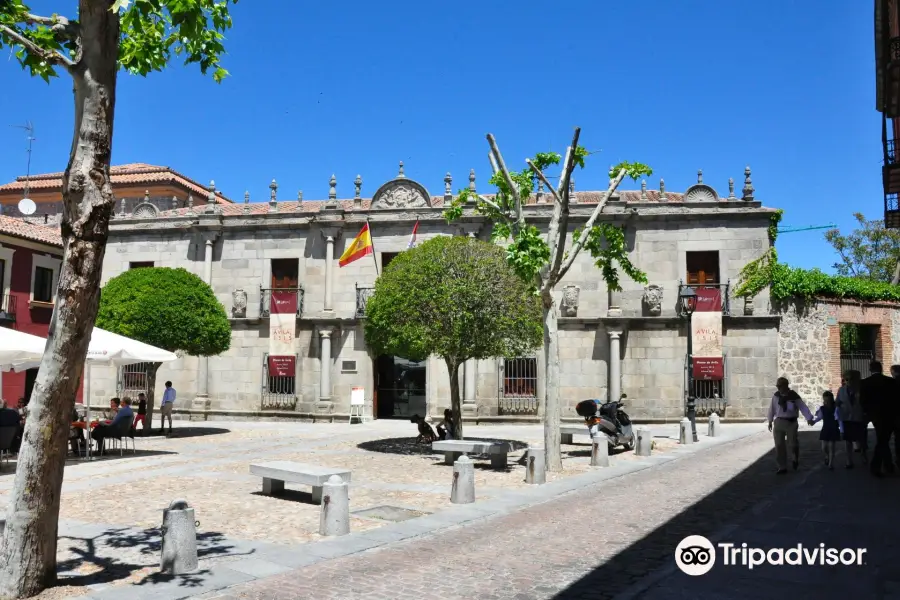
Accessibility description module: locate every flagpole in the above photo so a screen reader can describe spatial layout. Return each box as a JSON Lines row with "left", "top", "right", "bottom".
{"left": 368, "top": 219, "right": 379, "bottom": 276}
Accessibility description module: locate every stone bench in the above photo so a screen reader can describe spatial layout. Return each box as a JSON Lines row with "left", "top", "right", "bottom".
{"left": 561, "top": 425, "right": 590, "bottom": 445}
{"left": 250, "top": 461, "right": 351, "bottom": 504}
{"left": 432, "top": 440, "right": 518, "bottom": 469}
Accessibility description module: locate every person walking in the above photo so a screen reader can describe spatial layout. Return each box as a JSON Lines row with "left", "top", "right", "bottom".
{"left": 767, "top": 377, "right": 814, "bottom": 474}
{"left": 159, "top": 381, "right": 176, "bottom": 435}
{"left": 133, "top": 392, "right": 147, "bottom": 434}
{"left": 809, "top": 390, "right": 841, "bottom": 470}
{"left": 836, "top": 370, "right": 868, "bottom": 467}
{"left": 861, "top": 360, "right": 899, "bottom": 477}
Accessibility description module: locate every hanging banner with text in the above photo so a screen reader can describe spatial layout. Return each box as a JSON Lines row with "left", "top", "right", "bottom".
{"left": 691, "top": 299, "right": 724, "bottom": 380}
{"left": 269, "top": 290, "right": 297, "bottom": 377}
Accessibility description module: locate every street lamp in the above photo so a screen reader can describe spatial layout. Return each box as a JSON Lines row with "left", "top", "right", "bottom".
{"left": 679, "top": 285, "right": 699, "bottom": 442}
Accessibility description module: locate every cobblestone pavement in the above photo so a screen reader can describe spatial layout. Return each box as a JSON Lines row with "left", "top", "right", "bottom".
{"left": 189, "top": 427, "right": 831, "bottom": 600}
{"left": 0, "top": 419, "right": 693, "bottom": 598}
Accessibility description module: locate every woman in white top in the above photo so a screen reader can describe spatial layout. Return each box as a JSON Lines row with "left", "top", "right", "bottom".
{"left": 835, "top": 370, "right": 867, "bottom": 468}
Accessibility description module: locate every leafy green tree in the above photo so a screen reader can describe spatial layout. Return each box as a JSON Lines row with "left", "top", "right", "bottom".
{"left": 824, "top": 213, "right": 900, "bottom": 283}
{"left": 0, "top": 2, "right": 236, "bottom": 596}
{"left": 444, "top": 129, "right": 650, "bottom": 470}
{"left": 364, "top": 237, "right": 543, "bottom": 438}
{"left": 96, "top": 267, "right": 231, "bottom": 427}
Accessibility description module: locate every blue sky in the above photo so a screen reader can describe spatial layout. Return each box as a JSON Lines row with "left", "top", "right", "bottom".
{"left": 0, "top": 1, "right": 878, "bottom": 273}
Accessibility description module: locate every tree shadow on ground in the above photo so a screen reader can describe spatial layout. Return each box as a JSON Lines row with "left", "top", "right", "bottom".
{"left": 131, "top": 426, "right": 231, "bottom": 440}
{"left": 52, "top": 524, "right": 253, "bottom": 590}
{"left": 0, "top": 450, "right": 179, "bottom": 477}
{"left": 551, "top": 430, "right": 891, "bottom": 599}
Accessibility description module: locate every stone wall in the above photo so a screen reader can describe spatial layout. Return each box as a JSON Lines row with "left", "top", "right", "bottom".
{"left": 777, "top": 299, "right": 900, "bottom": 403}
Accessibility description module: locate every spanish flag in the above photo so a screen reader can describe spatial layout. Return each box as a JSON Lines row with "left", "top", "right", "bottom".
{"left": 339, "top": 222, "right": 374, "bottom": 267}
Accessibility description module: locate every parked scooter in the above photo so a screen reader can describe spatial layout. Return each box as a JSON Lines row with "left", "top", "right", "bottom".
{"left": 575, "top": 394, "right": 635, "bottom": 451}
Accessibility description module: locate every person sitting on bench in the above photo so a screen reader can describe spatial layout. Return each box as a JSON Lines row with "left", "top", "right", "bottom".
{"left": 92, "top": 397, "right": 134, "bottom": 454}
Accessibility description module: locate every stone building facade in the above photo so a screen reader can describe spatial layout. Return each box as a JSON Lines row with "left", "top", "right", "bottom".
{"left": 84, "top": 164, "right": 790, "bottom": 423}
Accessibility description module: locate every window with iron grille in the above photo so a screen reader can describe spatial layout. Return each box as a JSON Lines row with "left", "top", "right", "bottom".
{"left": 499, "top": 357, "right": 538, "bottom": 415}
{"left": 262, "top": 353, "right": 298, "bottom": 409}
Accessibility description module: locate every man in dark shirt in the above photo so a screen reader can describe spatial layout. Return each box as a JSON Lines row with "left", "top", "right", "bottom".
{"left": 861, "top": 360, "right": 900, "bottom": 476}
{"left": 0, "top": 400, "right": 20, "bottom": 428}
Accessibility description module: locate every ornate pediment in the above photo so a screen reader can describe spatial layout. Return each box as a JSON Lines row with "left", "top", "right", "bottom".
{"left": 132, "top": 202, "right": 159, "bottom": 219}
{"left": 370, "top": 179, "right": 431, "bottom": 209}
{"left": 683, "top": 184, "right": 718, "bottom": 203}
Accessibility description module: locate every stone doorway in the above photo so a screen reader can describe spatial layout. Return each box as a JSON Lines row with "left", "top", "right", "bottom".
{"left": 374, "top": 355, "right": 426, "bottom": 419}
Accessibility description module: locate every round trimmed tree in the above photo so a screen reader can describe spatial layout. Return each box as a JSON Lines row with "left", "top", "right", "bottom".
{"left": 364, "top": 236, "right": 542, "bottom": 438}
{"left": 95, "top": 267, "right": 231, "bottom": 427}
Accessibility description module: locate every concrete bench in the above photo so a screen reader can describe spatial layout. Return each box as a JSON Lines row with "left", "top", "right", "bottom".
{"left": 250, "top": 461, "right": 351, "bottom": 504}
{"left": 561, "top": 425, "right": 590, "bottom": 445}
{"left": 432, "top": 440, "right": 518, "bottom": 469}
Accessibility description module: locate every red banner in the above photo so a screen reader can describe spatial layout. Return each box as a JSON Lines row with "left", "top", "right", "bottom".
{"left": 271, "top": 290, "right": 298, "bottom": 314}
{"left": 692, "top": 357, "right": 724, "bottom": 380}
{"left": 695, "top": 287, "right": 722, "bottom": 312}
{"left": 268, "top": 355, "right": 296, "bottom": 377}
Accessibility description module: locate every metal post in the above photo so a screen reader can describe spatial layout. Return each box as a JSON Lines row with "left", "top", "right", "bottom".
{"left": 685, "top": 314, "right": 698, "bottom": 443}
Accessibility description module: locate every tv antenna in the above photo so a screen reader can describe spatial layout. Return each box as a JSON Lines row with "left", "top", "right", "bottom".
{"left": 10, "top": 122, "right": 37, "bottom": 215}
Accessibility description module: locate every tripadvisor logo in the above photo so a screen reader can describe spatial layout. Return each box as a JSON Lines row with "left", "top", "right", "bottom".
{"left": 675, "top": 536, "right": 867, "bottom": 575}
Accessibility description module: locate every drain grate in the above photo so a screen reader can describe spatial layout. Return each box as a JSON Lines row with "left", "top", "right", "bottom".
{"left": 352, "top": 505, "right": 430, "bottom": 522}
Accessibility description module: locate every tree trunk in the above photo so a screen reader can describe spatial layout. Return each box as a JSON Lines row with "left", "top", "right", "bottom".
{"left": 0, "top": 5, "right": 119, "bottom": 598}
{"left": 447, "top": 359, "right": 463, "bottom": 439}
{"left": 542, "top": 295, "right": 562, "bottom": 471}
{"left": 144, "top": 362, "right": 161, "bottom": 435}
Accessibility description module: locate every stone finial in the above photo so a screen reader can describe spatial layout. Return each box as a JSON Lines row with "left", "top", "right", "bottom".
{"left": 697, "top": 169, "right": 703, "bottom": 184}
{"left": 328, "top": 174, "right": 337, "bottom": 200}
{"left": 727, "top": 177, "right": 736, "bottom": 200}
{"left": 187, "top": 194, "right": 195, "bottom": 215}
{"left": 444, "top": 172, "right": 452, "bottom": 201}
{"left": 207, "top": 180, "right": 218, "bottom": 213}
{"left": 243, "top": 191, "right": 251, "bottom": 214}
{"left": 659, "top": 179, "right": 667, "bottom": 202}
{"left": 742, "top": 165, "right": 754, "bottom": 201}
{"left": 398, "top": 161, "right": 405, "bottom": 178}
{"left": 297, "top": 190, "right": 303, "bottom": 202}
{"left": 119, "top": 197, "right": 126, "bottom": 216}
{"left": 171, "top": 195, "right": 177, "bottom": 211}
{"left": 569, "top": 178, "right": 577, "bottom": 204}
{"left": 640, "top": 180, "right": 647, "bottom": 201}
{"left": 537, "top": 179, "right": 546, "bottom": 204}
{"left": 144, "top": 190, "right": 150, "bottom": 203}
{"left": 354, "top": 175, "right": 362, "bottom": 208}
{"left": 468, "top": 168, "right": 476, "bottom": 192}
{"left": 269, "top": 179, "right": 278, "bottom": 202}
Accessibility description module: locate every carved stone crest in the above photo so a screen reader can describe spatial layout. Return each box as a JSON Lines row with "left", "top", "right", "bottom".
{"left": 561, "top": 285, "right": 580, "bottom": 317}
{"left": 370, "top": 180, "right": 431, "bottom": 209}
{"left": 232, "top": 288, "right": 247, "bottom": 318}
{"left": 643, "top": 284, "right": 663, "bottom": 316}
{"left": 132, "top": 202, "right": 159, "bottom": 219}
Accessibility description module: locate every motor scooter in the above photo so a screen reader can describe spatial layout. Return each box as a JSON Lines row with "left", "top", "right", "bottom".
{"left": 575, "top": 395, "right": 635, "bottom": 451}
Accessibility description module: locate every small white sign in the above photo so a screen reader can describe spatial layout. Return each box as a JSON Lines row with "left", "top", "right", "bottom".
{"left": 350, "top": 387, "right": 365, "bottom": 406}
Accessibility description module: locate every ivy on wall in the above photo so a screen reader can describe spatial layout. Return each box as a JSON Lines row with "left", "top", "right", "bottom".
{"left": 734, "top": 208, "right": 900, "bottom": 303}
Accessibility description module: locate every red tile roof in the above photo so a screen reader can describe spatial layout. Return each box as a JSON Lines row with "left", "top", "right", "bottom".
{"left": 159, "top": 190, "right": 691, "bottom": 217}
{"left": 0, "top": 163, "right": 232, "bottom": 203}
{"left": 0, "top": 215, "right": 61, "bottom": 247}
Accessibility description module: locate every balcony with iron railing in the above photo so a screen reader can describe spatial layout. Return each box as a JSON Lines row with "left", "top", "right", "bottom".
{"left": 677, "top": 280, "right": 731, "bottom": 316}
{"left": 259, "top": 286, "right": 304, "bottom": 318}
{"left": 356, "top": 284, "right": 374, "bottom": 318}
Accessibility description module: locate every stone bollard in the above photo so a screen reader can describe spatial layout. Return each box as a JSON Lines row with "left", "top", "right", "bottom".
{"left": 319, "top": 475, "right": 350, "bottom": 536}
{"left": 708, "top": 413, "right": 720, "bottom": 438}
{"left": 160, "top": 499, "right": 198, "bottom": 574}
{"left": 525, "top": 447, "right": 546, "bottom": 484}
{"left": 590, "top": 435, "right": 610, "bottom": 467}
{"left": 451, "top": 455, "right": 475, "bottom": 504}
{"left": 679, "top": 418, "right": 694, "bottom": 445}
{"left": 635, "top": 426, "right": 652, "bottom": 457}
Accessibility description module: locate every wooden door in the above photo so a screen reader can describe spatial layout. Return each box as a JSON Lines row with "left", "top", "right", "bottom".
{"left": 271, "top": 259, "right": 299, "bottom": 289}
{"left": 686, "top": 251, "right": 719, "bottom": 286}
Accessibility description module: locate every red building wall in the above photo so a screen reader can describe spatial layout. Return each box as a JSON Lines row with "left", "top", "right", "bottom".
{"left": 0, "top": 240, "right": 83, "bottom": 404}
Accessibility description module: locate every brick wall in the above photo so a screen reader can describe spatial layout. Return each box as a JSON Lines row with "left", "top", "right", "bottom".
{"left": 823, "top": 300, "right": 898, "bottom": 389}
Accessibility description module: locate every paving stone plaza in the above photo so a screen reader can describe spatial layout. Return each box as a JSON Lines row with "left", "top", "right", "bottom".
{"left": 1, "top": 417, "right": 892, "bottom": 599}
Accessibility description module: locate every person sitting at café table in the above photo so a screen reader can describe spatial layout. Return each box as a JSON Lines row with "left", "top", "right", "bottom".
{"left": 91, "top": 397, "right": 133, "bottom": 454}
{"left": 69, "top": 406, "right": 85, "bottom": 456}
{"left": 103, "top": 397, "right": 120, "bottom": 423}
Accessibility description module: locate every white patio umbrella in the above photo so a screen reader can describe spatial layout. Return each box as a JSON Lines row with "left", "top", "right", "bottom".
{"left": 83, "top": 328, "right": 178, "bottom": 460}
{"left": 0, "top": 328, "right": 48, "bottom": 399}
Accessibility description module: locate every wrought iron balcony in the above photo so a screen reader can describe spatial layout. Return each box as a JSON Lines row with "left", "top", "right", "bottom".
{"left": 356, "top": 284, "right": 374, "bottom": 318}
{"left": 677, "top": 281, "right": 731, "bottom": 316}
{"left": 259, "top": 286, "right": 304, "bottom": 318}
